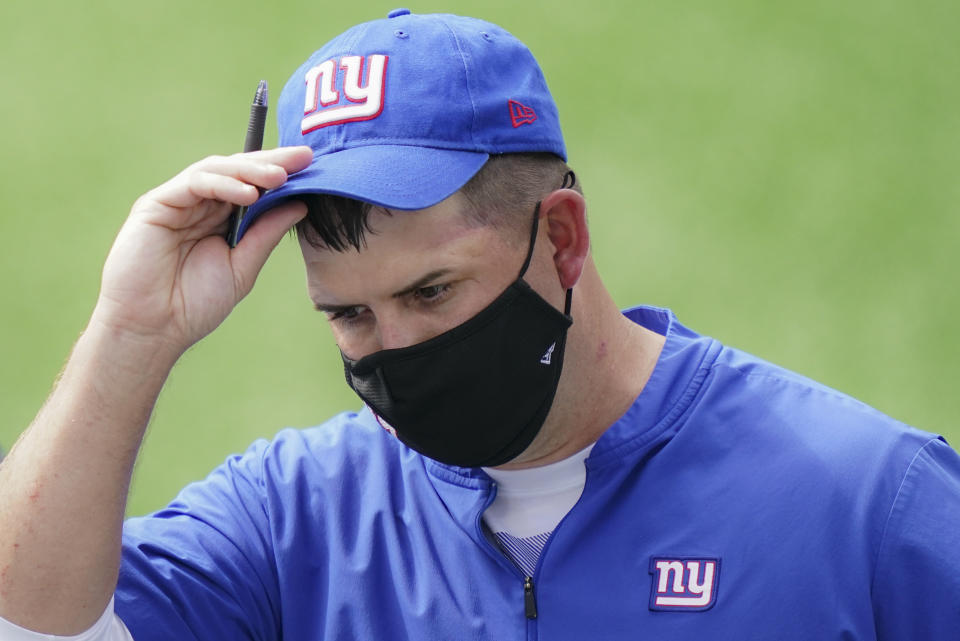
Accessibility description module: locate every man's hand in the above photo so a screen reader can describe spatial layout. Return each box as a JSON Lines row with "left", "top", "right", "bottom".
{"left": 93, "top": 145, "right": 313, "bottom": 356}
{"left": 0, "top": 146, "right": 312, "bottom": 636}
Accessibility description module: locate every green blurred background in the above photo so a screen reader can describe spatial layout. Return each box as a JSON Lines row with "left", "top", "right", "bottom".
{"left": 1, "top": 1, "right": 957, "bottom": 516}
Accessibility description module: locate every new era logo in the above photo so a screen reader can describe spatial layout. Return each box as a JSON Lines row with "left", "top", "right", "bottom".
{"left": 302, "top": 54, "right": 389, "bottom": 133}
{"left": 509, "top": 99, "right": 537, "bottom": 128}
{"left": 649, "top": 557, "right": 720, "bottom": 611}
{"left": 540, "top": 342, "right": 556, "bottom": 365}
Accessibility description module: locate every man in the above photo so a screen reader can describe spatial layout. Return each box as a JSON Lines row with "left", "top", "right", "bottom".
{"left": 1, "top": 10, "right": 958, "bottom": 640}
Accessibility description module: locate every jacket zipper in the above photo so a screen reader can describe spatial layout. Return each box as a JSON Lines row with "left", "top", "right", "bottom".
{"left": 523, "top": 576, "right": 538, "bottom": 619}
{"left": 516, "top": 461, "right": 595, "bottom": 624}
{"left": 473, "top": 480, "right": 556, "bottom": 624}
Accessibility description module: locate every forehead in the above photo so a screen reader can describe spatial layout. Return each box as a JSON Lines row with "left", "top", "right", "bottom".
{"left": 299, "top": 192, "right": 475, "bottom": 264}
{"left": 298, "top": 193, "right": 520, "bottom": 303}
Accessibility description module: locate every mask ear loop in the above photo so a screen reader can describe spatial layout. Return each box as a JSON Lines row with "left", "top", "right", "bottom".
{"left": 560, "top": 171, "right": 576, "bottom": 316}
{"left": 517, "top": 201, "right": 542, "bottom": 278}
{"left": 520, "top": 172, "right": 578, "bottom": 315}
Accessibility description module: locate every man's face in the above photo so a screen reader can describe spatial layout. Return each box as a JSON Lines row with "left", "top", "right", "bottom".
{"left": 300, "top": 193, "right": 533, "bottom": 360}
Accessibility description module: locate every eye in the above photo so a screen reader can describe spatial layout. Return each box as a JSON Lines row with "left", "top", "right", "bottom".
{"left": 327, "top": 306, "right": 367, "bottom": 324}
{"left": 413, "top": 283, "right": 451, "bottom": 304}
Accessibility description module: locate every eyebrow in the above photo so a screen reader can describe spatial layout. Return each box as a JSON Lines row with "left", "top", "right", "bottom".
{"left": 313, "top": 268, "right": 454, "bottom": 313}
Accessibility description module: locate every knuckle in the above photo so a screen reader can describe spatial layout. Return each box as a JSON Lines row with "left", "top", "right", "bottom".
{"left": 133, "top": 187, "right": 164, "bottom": 211}
{"left": 186, "top": 169, "right": 203, "bottom": 188}
{"left": 191, "top": 154, "right": 227, "bottom": 171}
{"left": 263, "top": 165, "right": 286, "bottom": 184}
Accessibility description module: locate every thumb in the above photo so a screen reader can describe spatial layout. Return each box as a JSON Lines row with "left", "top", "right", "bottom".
{"left": 229, "top": 200, "right": 307, "bottom": 299}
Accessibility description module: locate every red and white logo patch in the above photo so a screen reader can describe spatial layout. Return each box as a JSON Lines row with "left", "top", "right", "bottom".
{"left": 302, "top": 54, "right": 389, "bottom": 133}
{"left": 648, "top": 557, "right": 720, "bottom": 611}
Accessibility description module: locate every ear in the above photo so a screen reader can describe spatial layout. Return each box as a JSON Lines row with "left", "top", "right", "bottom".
{"left": 539, "top": 188, "right": 589, "bottom": 289}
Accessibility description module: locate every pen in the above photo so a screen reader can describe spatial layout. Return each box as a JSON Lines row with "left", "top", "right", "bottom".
{"left": 227, "top": 79, "right": 269, "bottom": 248}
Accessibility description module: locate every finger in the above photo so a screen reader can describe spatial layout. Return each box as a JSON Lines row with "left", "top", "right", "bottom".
{"left": 191, "top": 157, "right": 289, "bottom": 190}
{"left": 195, "top": 146, "right": 313, "bottom": 182}
{"left": 229, "top": 200, "right": 308, "bottom": 298}
{"left": 149, "top": 147, "right": 313, "bottom": 209}
{"left": 243, "top": 146, "right": 314, "bottom": 172}
{"left": 149, "top": 171, "right": 260, "bottom": 210}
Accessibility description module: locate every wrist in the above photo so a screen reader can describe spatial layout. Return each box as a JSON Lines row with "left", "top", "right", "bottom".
{"left": 82, "top": 309, "right": 185, "bottom": 381}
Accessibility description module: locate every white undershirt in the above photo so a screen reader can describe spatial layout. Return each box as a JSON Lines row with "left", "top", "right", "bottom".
{"left": 1, "top": 444, "right": 594, "bottom": 640}
{"left": 482, "top": 444, "right": 593, "bottom": 576}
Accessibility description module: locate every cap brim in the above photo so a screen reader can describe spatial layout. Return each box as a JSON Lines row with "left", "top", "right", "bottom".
{"left": 236, "top": 145, "right": 489, "bottom": 241}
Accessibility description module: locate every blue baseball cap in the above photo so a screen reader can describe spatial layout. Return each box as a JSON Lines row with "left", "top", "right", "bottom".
{"left": 236, "top": 9, "right": 566, "bottom": 241}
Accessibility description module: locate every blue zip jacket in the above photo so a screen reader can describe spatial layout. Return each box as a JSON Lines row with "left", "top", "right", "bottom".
{"left": 116, "top": 306, "right": 960, "bottom": 640}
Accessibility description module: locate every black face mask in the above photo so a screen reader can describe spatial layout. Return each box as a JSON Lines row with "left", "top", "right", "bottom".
{"left": 341, "top": 201, "right": 574, "bottom": 468}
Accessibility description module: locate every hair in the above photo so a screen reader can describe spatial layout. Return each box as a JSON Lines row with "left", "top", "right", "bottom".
{"left": 293, "top": 152, "right": 582, "bottom": 251}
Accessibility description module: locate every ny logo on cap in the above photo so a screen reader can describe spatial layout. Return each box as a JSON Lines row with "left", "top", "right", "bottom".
{"left": 648, "top": 557, "right": 720, "bottom": 611}
{"left": 302, "top": 55, "right": 389, "bottom": 133}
